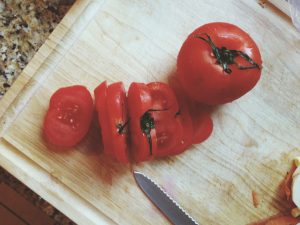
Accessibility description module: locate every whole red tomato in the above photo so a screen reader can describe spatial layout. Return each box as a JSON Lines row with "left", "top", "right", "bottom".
{"left": 177, "top": 22, "right": 262, "bottom": 105}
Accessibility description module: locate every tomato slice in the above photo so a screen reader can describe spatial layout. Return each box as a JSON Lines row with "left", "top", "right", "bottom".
{"left": 169, "top": 76, "right": 213, "bottom": 145}
{"left": 44, "top": 85, "right": 93, "bottom": 148}
{"left": 154, "top": 115, "right": 184, "bottom": 157}
{"left": 189, "top": 103, "right": 213, "bottom": 144}
{"left": 94, "top": 82, "right": 130, "bottom": 163}
{"left": 147, "top": 82, "right": 184, "bottom": 157}
{"left": 168, "top": 76, "right": 194, "bottom": 151}
{"left": 94, "top": 81, "right": 112, "bottom": 156}
{"left": 147, "top": 82, "right": 179, "bottom": 115}
{"left": 128, "top": 83, "right": 157, "bottom": 162}
{"left": 106, "top": 82, "right": 129, "bottom": 163}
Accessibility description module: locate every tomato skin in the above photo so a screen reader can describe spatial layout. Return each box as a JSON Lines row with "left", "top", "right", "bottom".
{"left": 128, "top": 83, "right": 157, "bottom": 162}
{"left": 154, "top": 116, "right": 184, "bottom": 157}
{"left": 147, "top": 82, "right": 179, "bottom": 115}
{"left": 147, "top": 82, "right": 184, "bottom": 157}
{"left": 169, "top": 75, "right": 213, "bottom": 147}
{"left": 106, "top": 82, "right": 129, "bottom": 163}
{"left": 168, "top": 76, "right": 194, "bottom": 152}
{"left": 177, "top": 22, "right": 262, "bottom": 105}
{"left": 44, "top": 85, "right": 93, "bottom": 148}
{"left": 189, "top": 103, "right": 213, "bottom": 144}
{"left": 94, "top": 81, "right": 112, "bottom": 156}
{"left": 94, "top": 82, "right": 129, "bottom": 163}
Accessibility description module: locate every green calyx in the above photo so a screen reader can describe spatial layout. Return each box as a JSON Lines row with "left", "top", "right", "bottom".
{"left": 140, "top": 110, "right": 155, "bottom": 155}
{"left": 194, "top": 33, "right": 261, "bottom": 74}
{"left": 116, "top": 119, "right": 130, "bottom": 134}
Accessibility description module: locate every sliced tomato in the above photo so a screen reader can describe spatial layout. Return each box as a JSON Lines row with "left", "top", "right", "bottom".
{"left": 169, "top": 76, "right": 213, "bottom": 146}
{"left": 94, "top": 82, "right": 129, "bottom": 163}
{"left": 106, "top": 82, "right": 129, "bottom": 163}
{"left": 154, "top": 115, "right": 184, "bottom": 157}
{"left": 94, "top": 81, "right": 112, "bottom": 156}
{"left": 189, "top": 102, "right": 213, "bottom": 144}
{"left": 44, "top": 85, "right": 93, "bottom": 148}
{"left": 168, "top": 76, "right": 194, "bottom": 151}
{"left": 128, "top": 82, "right": 157, "bottom": 162}
{"left": 147, "top": 82, "right": 184, "bottom": 157}
{"left": 147, "top": 82, "right": 179, "bottom": 116}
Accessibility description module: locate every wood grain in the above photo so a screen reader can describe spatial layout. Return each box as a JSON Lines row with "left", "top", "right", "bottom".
{"left": 0, "top": 0, "right": 300, "bottom": 224}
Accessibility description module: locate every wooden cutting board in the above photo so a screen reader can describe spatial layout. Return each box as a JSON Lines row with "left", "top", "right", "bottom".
{"left": 0, "top": 0, "right": 299, "bottom": 224}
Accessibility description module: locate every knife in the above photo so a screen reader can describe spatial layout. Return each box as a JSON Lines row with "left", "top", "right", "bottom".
{"left": 133, "top": 171, "right": 199, "bottom": 225}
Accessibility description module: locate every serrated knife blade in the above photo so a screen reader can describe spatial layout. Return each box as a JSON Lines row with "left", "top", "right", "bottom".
{"left": 133, "top": 171, "right": 199, "bottom": 225}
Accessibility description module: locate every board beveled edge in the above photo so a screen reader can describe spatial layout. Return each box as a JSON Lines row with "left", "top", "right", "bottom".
{"left": 0, "top": 138, "right": 116, "bottom": 225}
{"left": 0, "top": 0, "right": 114, "bottom": 224}
{"left": 0, "top": 0, "right": 106, "bottom": 136}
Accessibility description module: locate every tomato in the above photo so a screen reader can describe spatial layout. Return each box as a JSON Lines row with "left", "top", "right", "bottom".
{"left": 189, "top": 103, "right": 213, "bottom": 144}
{"left": 94, "top": 81, "right": 112, "bottom": 156}
{"left": 43, "top": 85, "right": 93, "bottom": 148}
{"left": 147, "top": 82, "right": 183, "bottom": 157}
{"left": 128, "top": 83, "right": 157, "bottom": 162}
{"left": 147, "top": 82, "right": 179, "bottom": 115}
{"left": 177, "top": 22, "right": 262, "bottom": 105}
{"left": 168, "top": 76, "right": 194, "bottom": 152}
{"left": 106, "top": 82, "right": 130, "bottom": 163}
{"left": 94, "top": 82, "right": 129, "bottom": 163}
{"left": 169, "top": 75, "right": 213, "bottom": 147}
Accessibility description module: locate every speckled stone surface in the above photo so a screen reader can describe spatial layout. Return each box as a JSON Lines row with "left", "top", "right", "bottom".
{"left": 0, "top": 0, "right": 75, "bottom": 224}
{"left": 0, "top": 0, "right": 74, "bottom": 97}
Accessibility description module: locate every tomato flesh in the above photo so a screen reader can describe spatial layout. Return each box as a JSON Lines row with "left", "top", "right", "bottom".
{"left": 44, "top": 85, "right": 93, "bottom": 148}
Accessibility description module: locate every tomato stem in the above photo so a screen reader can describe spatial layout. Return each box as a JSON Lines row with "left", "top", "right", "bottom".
{"left": 194, "top": 33, "right": 261, "bottom": 74}
{"left": 140, "top": 111, "right": 155, "bottom": 155}
{"left": 117, "top": 119, "right": 130, "bottom": 134}
{"left": 140, "top": 108, "right": 170, "bottom": 155}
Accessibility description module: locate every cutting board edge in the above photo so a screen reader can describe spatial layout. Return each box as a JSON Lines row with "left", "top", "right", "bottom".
{"left": 0, "top": 0, "right": 298, "bottom": 224}
{"left": 0, "top": 0, "right": 106, "bottom": 136}
{"left": 0, "top": 137, "right": 116, "bottom": 225}
{"left": 0, "top": 1, "right": 116, "bottom": 224}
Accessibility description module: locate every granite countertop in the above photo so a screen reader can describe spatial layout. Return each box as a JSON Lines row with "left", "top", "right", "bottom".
{"left": 0, "top": 0, "right": 75, "bottom": 224}
{"left": 0, "top": 0, "right": 74, "bottom": 97}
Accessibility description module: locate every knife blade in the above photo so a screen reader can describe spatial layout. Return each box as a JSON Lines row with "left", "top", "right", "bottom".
{"left": 133, "top": 171, "right": 199, "bottom": 225}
